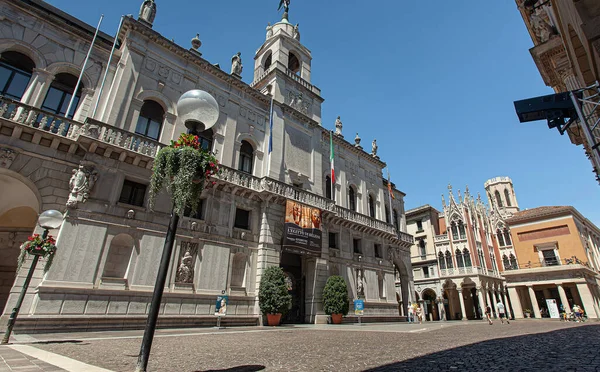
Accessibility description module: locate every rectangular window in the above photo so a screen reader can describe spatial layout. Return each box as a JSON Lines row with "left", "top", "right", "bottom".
{"left": 423, "top": 266, "right": 430, "bottom": 278}
{"left": 353, "top": 238, "right": 361, "bottom": 254}
{"left": 416, "top": 220, "right": 423, "bottom": 232}
{"left": 184, "top": 199, "right": 205, "bottom": 220}
{"left": 329, "top": 232, "right": 338, "bottom": 249}
{"left": 374, "top": 243, "right": 382, "bottom": 258}
{"left": 234, "top": 208, "right": 250, "bottom": 230}
{"left": 542, "top": 249, "right": 559, "bottom": 266}
{"left": 119, "top": 180, "right": 147, "bottom": 207}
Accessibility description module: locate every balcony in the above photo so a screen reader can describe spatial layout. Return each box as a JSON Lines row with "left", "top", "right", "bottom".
{"left": 434, "top": 234, "right": 448, "bottom": 242}
{"left": 506, "top": 256, "right": 597, "bottom": 272}
{"left": 440, "top": 266, "right": 502, "bottom": 278}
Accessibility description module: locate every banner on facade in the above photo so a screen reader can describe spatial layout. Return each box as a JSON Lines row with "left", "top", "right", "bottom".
{"left": 354, "top": 299, "right": 364, "bottom": 316}
{"left": 282, "top": 200, "right": 322, "bottom": 256}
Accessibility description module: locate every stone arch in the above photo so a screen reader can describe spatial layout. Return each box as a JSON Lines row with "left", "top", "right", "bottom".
{"left": 287, "top": 50, "right": 301, "bottom": 74}
{"left": 46, "top": 62, "right": 93, "bottom": 90}
{"left": 235, "top": 133, "right": 260, "bottom": 150}
{"left": 261, "top": 50, "right": 273, "bottom": 70}
{"left": 392, "top": 258, "right": 411, "bottom": 316}
{"left": 136, "top": 89, "right": 176, "bottom": 116}
{"left": 101, "top": 233, "right": 136, "bottom": 280}
{"left": 0, "top": 40, "right": 47, "bottom": 69}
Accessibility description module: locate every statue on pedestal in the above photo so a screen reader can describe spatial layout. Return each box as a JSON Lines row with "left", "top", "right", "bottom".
{"left": 266, "top": 22, "right": 273, "bottom": 39}
{"left": 231, "top": 52, "right": 243, "bottom": 76}
{"left": 354, "top": 133, "right": 362, "bottom": 148}
{"left": 293, "top": 24, "right": 300, "bottom": 41}
{"left": 357, "top": 269, "right": 365, "bottom": 297}
{"left": 334, "top": 116, "right": 343, "bottom": 137}
{"left": 278, "top": 0, "right": 291, "bottom": 20}
{"left": 371, "top": 139, "right": 378, "bottom": 157}
{"left": 175, "top": 250, "right": 194, "bottom": 284}
{"left": 138, "top": 0, "right": 156, "bottom": 26}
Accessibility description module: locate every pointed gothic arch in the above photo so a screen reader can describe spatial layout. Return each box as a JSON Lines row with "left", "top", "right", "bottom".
{"left": 504, "top": 189, "right": 512, "bottom": 207}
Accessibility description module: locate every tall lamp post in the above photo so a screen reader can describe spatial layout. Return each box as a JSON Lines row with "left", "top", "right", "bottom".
{"left": 2, "top": 209, "right": 64, "bottom": 344}
{"left": 136, "top": 90, "right": 219, "bottom": 372}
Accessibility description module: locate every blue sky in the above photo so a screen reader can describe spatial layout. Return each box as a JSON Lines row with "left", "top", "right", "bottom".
{"left": 46, "top": 0, "right": 600, "bottom": 225}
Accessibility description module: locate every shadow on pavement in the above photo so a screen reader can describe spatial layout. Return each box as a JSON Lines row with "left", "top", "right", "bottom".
{"left": 196, "top": 366, "right": 265, "bottom": 372}
{"left": 32, "top": 340, "right": 85, "bottom": 345}
{"left": 365, "top": 324, "right": 600, "bottom": 371}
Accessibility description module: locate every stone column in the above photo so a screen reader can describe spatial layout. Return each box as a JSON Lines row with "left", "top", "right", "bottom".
{"left": 556, "top": 284, "right": 571, "bottom": 312}
{"left": 492, "top": 290, "right": 499, "bottom": 318}
{"left": 22, "top": 68, "right": 55, "bottom": 107}
{"left": 437, "top": 301, "right": 446, "bottom": 321}
{"left": 477, "top": 287, "right": 486, "bottom": 320}
{"left": 501, "top": 291, "right": 512, "bottom": 319}
{"left": 527, "top": 285, "right": 542, "bottom": 319}
{"left": 508, "top": 287, "right": 523, "bottom": 319}
{"left": 575, "top": 282, "right": 600, "bottom": 319}
{"left": 457, "top": 288, "right": 467, "bottom": 320}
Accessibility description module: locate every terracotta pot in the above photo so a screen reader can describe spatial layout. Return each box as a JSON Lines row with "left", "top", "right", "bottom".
{"left": 331, "top": 313, "right": 343, "bottom": 324}
{"left": 266, "top": 313, "right": 282, "bottom": 326}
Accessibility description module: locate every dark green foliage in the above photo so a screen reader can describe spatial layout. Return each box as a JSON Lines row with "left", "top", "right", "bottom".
{"left": 323, "top": 275, "right": 349, "bottom": 316}
{"left": 258, "top": 266, "right": 292, "bottom": 315}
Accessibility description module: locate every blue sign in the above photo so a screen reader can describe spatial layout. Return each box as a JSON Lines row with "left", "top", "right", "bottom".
{"left": 354, "top": 299, "right": 364, "bottom": 316}
{"left": 215, "top": 295, "right": 228, "bottom": 316}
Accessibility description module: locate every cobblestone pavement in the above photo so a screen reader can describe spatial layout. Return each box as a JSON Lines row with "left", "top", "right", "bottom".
{"left": 13, "top": 320, "right": 600, "bottom": 371}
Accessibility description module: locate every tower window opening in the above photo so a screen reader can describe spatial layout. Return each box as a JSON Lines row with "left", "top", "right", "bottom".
{"left": 288, "top": 52, "right": 300, "bottom": 75}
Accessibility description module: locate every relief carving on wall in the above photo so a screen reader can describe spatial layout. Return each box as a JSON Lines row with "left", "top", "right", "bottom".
{"left": 66, "top": 163, "right": 98, "bottom": 208}
{"left": 175, "top": 241, "right": 199, "bottom": 284}
{"left": 287, "top": 90, "right": 311, "bottom": 115}
{"left": 285, "top": 127, "right": 311, "bottom": 176}
{"left": 0, "top": 147, "right": 17, "bottom": 169}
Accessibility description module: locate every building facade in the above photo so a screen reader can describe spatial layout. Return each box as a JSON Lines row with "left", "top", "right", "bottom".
{"left": 516, "top": 0, "right": 600, "bottom": 182}
{"left": 0, "top": 0, "right": 414, "bottom": 332}
{"left": 504, "top": 206, "right": 600, "bottom": 319}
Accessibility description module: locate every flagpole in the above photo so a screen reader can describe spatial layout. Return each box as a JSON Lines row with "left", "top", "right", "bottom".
{"left": 92, "top": 15, "right": 123, "bottom": 119}
{"left": 66, "top": 14, "right": 104, "bottom": 119}
{"left": 387, "top": 168, "right": 395, "bottom": 230}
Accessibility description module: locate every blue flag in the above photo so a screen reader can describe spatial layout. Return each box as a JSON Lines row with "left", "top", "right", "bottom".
{"left": 268, "top": 97, "right": 274, "bottom": 154}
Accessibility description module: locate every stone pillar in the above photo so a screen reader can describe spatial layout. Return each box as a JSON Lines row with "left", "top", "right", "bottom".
{"left": 437, "top": 301, "right": 446, "bottom": 321}
{"left": 575, "top": 282, "right": 600, "bottom": 319}
{"left": 457, "top": 288, "right": 467, "bottom": 320}
{"left": 556, "top": 284, "right": 571, "bottom": 312}
{"left": 477, "top": 287, "right": 486, "bottom": 320}
{"left": 501, "top": 291, "right": 512, "bottom": 319}
{"left": 492, "top": 290, "right": 499, "bottom": 318}
{"left": 527, "top": 285, "right": 542, "bottom": 319}
{"left": 22, "top": 68, "right": 55, "bottom": 107}
{"left": 508, "top": 287, "right": 523, "bottom": 319}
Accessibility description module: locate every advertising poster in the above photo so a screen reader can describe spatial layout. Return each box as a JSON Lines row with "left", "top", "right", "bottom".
{"left": 215, "top": 295, "right": 228, "bottom": 317}
{"left": 546, "top": 299, "right": 560, "bottom": 319}
{"left": 282, "top": 200, "right": 322, "bottom": 256}
{"left": 354, "top": 299, "right": 364, "bottom": 316}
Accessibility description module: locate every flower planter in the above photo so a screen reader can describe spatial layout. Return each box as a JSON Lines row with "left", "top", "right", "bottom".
{"left": 266, "top": 313, "right": 282, "bottom": 326}
{"left": 331, "top": 313, "right": 343, "bottom": 324}
{"left": 524, "top": 312, "right": 531, "bottom": 318}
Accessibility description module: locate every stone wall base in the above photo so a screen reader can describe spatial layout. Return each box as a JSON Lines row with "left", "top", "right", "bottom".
{"left": 7, "top": 315, "right": 260, "bottom": 334}
{"left": 341, "top": 316, "right": 407, "bottom": 324}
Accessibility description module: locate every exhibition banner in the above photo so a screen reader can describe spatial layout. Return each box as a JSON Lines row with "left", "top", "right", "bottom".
{"left": 282, "top": 200, "right": 322, "bottom": 256}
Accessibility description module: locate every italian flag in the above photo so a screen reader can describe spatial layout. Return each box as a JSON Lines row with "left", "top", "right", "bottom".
{"left": 330, "top": 131, "right": 335, "bottom": 186}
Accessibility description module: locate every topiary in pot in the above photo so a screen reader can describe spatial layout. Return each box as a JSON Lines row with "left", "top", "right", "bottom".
{"left": 323, "top": 275, "right": 349, "bottom": 324}
{"left": 259, "top": 266, "right": 292, "bottom": 326}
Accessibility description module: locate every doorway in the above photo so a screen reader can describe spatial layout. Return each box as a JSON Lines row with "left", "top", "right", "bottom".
{"left": 280, "top": 251, "right": 305, "bottom": 324}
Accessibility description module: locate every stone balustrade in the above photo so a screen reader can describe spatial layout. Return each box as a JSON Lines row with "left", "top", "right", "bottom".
{"left": 0, "top": 96, "right": 162, "bottom": 158}
{"left": 434, "top": 234, "right": 449, "bottom": 242}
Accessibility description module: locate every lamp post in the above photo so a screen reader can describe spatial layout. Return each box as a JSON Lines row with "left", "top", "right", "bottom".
{"left": 2, "top": 209, "right": 63, "bottom": 344}
{"left": 136, "top": 90, "right": 219, "bottom": 372}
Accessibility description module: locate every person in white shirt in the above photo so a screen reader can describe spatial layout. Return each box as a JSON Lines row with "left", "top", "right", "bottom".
{"left": 407, "top": 305, "right": 414, "bottom": 323}
{"left": 497, "top": 302, "right": 510, "bottom": 324}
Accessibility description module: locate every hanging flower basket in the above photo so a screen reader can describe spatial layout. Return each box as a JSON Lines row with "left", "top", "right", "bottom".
{"left": 17, "top": 234, "right": 58, "bottom": 274}
{"left": 149, "top": 133, "right": 221, "bottom": 216}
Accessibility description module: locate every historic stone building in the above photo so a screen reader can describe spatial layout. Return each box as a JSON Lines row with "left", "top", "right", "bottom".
{"left": 504, "top": 206, "right": 600, "bottom": 319}
{"left": 406, "top": 177, "right": 520, "bottom": 321}
{"left": 0, "top": 0, "right": 413, "bottom": 332}
{"left": 515, "top": 0, "right": 600, "bottom": 182}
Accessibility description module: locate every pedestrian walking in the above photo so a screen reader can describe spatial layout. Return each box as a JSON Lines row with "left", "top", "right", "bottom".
{"left": 497, "top": 302, "right": 510, "bottom": 324}
{"left": 407, "top": 304, "right": 414, "bottom": 323}
{"left": 416, "top": 306, "right": 423, "bottom": 324}
{"left": 485, "top": 305, "right": 493, "bottom": 325}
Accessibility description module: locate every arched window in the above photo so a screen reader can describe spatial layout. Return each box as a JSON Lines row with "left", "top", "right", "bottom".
{"left": 445, "top": 250, "right": 454, "bottom": 269}
{"left": 238, "top": 140, "right": 254, "bottom": 174}
{"left": 456, "top": 249, "right": 464, "bottom": 268}
{"left": 41, "top": 73, "right": 82, "bottom": 119}
{"left": 451, "top": 222, "right": 459, "bottom": 240}
{"left": 263, "top": 52, "right": 272, "bottom": 70}
{"left": 288, "top": 52, "right": 300, "bottom": 75}
{"left": 385, "top": 206, "right": 390, "bottom": 224}
{"left": 102, "top": 234, "right": 135, "bottom": 279}
{"left": 509, "top": 253, "right": 518, "bottom": 270}
{"left": 393, "top": 210, "right": 399, "bottom": 231}
{"left": 458, "top": 221, "right": 466, "bottom": 239}
{"left": 495, "top": 190, "right": 503, "bottom": 207}
{"left": 502, "top": 254, "right": 510, "bottom": 270}
{"left": 496, "top": 229, "right": 505, "bottom": 246}
{"left": 348, "top": 186, "right": 356, "bottom": 212}
{"left": 0, "top": 51, "right": 34, "bottom": 100}
{"left": 325, "top": 176, "right": 332, "bottom": 200}
{"left": 463, "top": 248, "right": 472, "bottom": 267}
{"left": 503, "top": 228, "right": 512, "bottom": 246}
{"left": 438, "top": 251, "right": 446, "bottom": 269}
{"left": 368, "top": 194, "right": 376, "bottom": 218}
{"left": 504, "top": 189, "right": 512, "bottom": 207}
{"left": 230, "top": 253, "right": 247, "bottom": 288}
{"left": 134, "top": 100, "right": 164, "bottom": 140}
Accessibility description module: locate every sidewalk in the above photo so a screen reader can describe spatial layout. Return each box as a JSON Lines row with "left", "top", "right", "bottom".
{"left": 0, "top": 345, "right": 113, "bottom": 372}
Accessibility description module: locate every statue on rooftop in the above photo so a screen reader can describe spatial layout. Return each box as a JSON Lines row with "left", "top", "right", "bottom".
{"left": 278, "top": 0, "right": 291, "bottom": 20}
{"left": 334, "top": 116, "right": 343, "bottom": 137}
{"left": 139, "top": 0, "right": 156, "bottom": 26}
{"left": 293, "top": 24, "right": 300, "bottom": 41}
{"left": 266, "top": 22, "right": 273, "bottom": 39}
{"left": 371, "top": 139, "right": 378, "bottom": 157}
{"left": 231, "top": 52, "right": 243, "bottom": 76}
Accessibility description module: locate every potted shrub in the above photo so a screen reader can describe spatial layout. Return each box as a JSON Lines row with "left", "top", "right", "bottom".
{"left": 323, "top": 275, "right": 349, "bottom": 324}
{"left": 258, "top": 266, "right": 292, "bottom": 326}
{"left": 523, "top": 309, "right": 532, "bottom": 318}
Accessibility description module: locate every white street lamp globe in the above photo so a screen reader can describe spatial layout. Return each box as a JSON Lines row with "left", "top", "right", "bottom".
{"left": 176, "top": 90, "right": 219, "bottom": 133}
{"left": 38, "top": 210, "right": 64, "bottom": 230}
